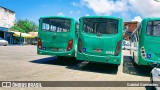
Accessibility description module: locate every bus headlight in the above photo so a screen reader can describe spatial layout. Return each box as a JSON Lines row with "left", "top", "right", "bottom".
{"left": 141, "top": 47, "right": 146, "bottom": 58}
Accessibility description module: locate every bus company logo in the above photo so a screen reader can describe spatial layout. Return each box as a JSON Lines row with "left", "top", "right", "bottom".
{"left": 2, "top": 82, "right": 11, "bottom": 87}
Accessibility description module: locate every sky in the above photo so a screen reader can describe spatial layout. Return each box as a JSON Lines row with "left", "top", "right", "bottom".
{"left": 0, "top": 0, "right": 160, "bottom": 23}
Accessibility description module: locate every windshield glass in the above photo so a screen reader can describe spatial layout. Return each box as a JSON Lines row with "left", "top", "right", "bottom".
{"left": 123, "top": 40, "right": 130, "bottom": 46}
{"left": 146, "top": 20, "right": 160, "bottom": 36}
{"left": 42, "top": 18, "right": 71, "bottom": 32}
{"left": 83, "top": 18, "right": 118, "bottom": 34}
{"left": 0, "top": 37, "right": 3, "bottom": 40}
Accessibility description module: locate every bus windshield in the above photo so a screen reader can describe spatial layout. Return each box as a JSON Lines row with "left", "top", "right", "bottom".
{"left": 146, "top": 20, "right": 160, "bottom": 36}
{"left": 42, "top": 18, "right": 71, "bottom": 32}
{"left": 83, "top": 18, "right": 118, "bottom": 34}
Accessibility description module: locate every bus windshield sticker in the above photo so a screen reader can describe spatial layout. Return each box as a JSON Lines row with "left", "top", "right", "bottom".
{"left": 83, "top": 48, "right": 86, "bottom": 52}
{"left": 147, "top": 54, "right": 151, "bottom": 58}
{"left": 43, "top": 47, "right": 46, "bottom": 50}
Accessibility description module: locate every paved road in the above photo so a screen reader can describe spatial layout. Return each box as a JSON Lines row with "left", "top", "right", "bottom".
{"left": 0, "top": 46, "right": 155, "bottom": 90}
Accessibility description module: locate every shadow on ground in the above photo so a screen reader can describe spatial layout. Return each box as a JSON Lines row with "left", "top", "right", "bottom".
{"left": 145, "top": 86, "right": 156, "bottom": 90}
{"left": 30, "top": 56, "right": 80, "bottom": 66}
{"left": 123, "top": 56, "right": 152, "bottom": 77}
{"left": 30, "top": 56, "right": 118, "bottom": 74}
{"left": 66, "top": 61, "right": 118, "bottom": 75}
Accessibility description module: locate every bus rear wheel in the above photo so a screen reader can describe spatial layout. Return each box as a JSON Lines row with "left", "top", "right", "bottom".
{"left": 150, "top": 74, "right": 153, "bottom": 84}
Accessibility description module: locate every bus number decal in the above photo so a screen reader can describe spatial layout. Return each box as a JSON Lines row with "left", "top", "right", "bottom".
{"left": 105, "top": 51, "right": 114, "bottom": 54}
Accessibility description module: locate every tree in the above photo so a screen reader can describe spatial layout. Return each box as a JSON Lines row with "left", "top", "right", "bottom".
{"left": 10, "top": 19, "right": 38, "bottom": 33}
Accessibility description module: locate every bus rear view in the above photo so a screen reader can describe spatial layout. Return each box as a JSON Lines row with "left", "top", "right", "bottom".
{"left": 37, "top": 16, "right": 78, "bottom": 57}
{"left": 76, "top": 16, "right": 123, "bottom": 65}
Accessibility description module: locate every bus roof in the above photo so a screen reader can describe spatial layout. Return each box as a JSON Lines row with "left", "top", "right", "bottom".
{"left": 142, "top": 18, "right": 160, "bottom": 21}
{"left": 80, "top": 16, "right": 122, "bottom": 20}
{"left": 40, "top": 16, "right": 78, "bottom": 21}
{"left": 130, "top": 17, "right": 160, "bottom": 38}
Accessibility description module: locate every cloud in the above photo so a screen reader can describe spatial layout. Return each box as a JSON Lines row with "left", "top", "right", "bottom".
{"left": 69, "top": 11, "right": 73, "bottom": 14}
{"left": 76, "top": 11, "right": 81, "bottom": 14}
{"left": 121, "top": 13, "right": 131, "bottom": 22}
{"left": 82, "top": 0, "right": 128, "bottom": 15}
{"left": 129, "top": 0, "right": 160, "bottom": 17}
{"left": 132, "top": 16, "right": 142, "bottom": 22}
{"left": 72, "top": 0, "right": 160, "bottom": 21}
{"left": 71, "top": 1, "right": 85, "bottom": 8}
{"left": 71, "top": 2, "right": 77, "bottom": 6}
{"left": 57, "top": 12, "right": 64, "bottom": 16}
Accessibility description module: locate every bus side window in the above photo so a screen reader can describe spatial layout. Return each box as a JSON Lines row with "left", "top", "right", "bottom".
{"left": 83, "top": 24, "right": 87, "bottom": 32}
{"left": 138, "top": 24, "right": 141, "bottom": 41}
{"left": 45, "top": 23, "right": 50, "bottom": 31}
{"left": 136, "top": 30, "right": 139, "bottom": 42}
{"left": 50, "top": 25, "right": 56, "bottom": 32}
{"left": 132, "top": 34, "right": 137, "bottom": 47}
{"left": 135, "top": 34, "right": 138, "bottom": 42}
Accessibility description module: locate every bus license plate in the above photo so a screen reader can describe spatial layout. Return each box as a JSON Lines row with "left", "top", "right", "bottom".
{"left": 51, "top": 48, "right": 59, "bottom": 51}
{"left": 94, "top": 49, "right": 102, "bottom": 52}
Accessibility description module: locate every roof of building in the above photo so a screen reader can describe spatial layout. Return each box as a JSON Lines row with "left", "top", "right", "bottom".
{"left": 0, "top": 6, "right": 15, "bottom": 13}
{"left": 0, "top": 27, "right": 8, "bottom": 31}
{"left": 28, "top": 32, "right": 38, "bottom": 37}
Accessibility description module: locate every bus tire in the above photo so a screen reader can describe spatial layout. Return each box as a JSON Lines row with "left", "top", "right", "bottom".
{"left": 132, "top": 53, "right": 134, "bottom": 61}
{"left": 150, "top": 74, "right": 153, "bottom": 84}
{"left": 149, "top": 74, "right": 155, "bottom": 90}
{"left": 57, "top": 56, "right": 65, "bottom": 59}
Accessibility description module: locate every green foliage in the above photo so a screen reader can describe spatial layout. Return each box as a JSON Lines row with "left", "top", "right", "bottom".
{"left": 10, "top": 19, "right": 38, "bottom": 33}
{"left": 10, "top": 26, "right": 25, "bottom": 33}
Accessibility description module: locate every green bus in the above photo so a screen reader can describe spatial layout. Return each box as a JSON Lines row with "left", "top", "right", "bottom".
{"left": 37, "top": 16, "right": 79, "bottom": 57}
{"left": 76, "top": 16, "right": 123, "bottom": 65}
{"left": 130, "top": 18, "right": 160, "bottom": 66}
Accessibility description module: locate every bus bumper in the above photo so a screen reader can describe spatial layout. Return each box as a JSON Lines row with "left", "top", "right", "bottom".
{"left": 37, "top": 49, "right": 75, "bottom": 57}
{"left": 139, "top": 57, "right": 160, "bottom": 65}
{"left": 76, "top": 52, "right": 121, "bottom": 65}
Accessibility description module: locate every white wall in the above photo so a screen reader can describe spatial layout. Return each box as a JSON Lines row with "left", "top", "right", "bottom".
{"left": 0, "top": 7, "right": 16, "bottom": 28}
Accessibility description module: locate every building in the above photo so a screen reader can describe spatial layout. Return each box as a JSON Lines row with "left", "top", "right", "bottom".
{"left": 123, "top": 21, "right": 140, "bottom": 40}
{"left": 0, "top": 6, "right": 16, "bottom": 44}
